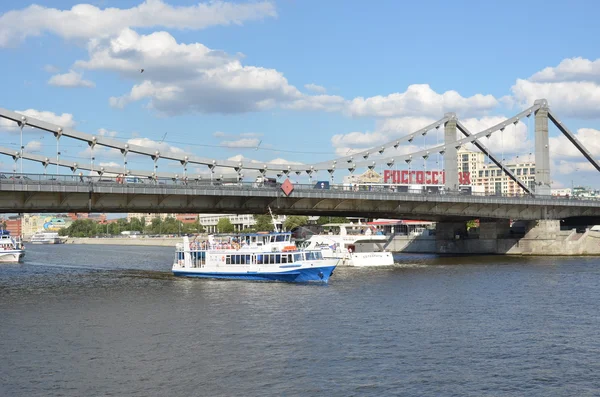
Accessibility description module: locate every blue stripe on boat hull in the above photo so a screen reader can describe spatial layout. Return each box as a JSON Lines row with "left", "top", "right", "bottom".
{"left": 173, "top": 265, "right": 336, "bottom": 283}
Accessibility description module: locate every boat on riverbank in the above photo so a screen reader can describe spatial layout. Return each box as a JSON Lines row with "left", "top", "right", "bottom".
{"left": 172, "top": 232, "right": 338, "bottom": 283}
{"left": 30, "top": 231, "right": 62, "bottom": 244}
{"left": 301, "top": 223, "right": 394, "bottom": 267}
{"left": 0, "top": 231, "right": 25, "bottom": 263}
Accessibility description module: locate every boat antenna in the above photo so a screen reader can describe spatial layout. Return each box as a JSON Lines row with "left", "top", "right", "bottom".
{"left": 268, "top": 206, "right": 278, "bottom": 232}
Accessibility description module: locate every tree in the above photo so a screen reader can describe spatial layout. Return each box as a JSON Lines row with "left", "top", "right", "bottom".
{"left": 466, "top": 219, "right": 478, "bottom": 231}
{"left": 316, "top": 216, "right": 349, "bottom": 225}
{"left": 284, "top": 216, "right": 308, "bottom": 231}
{"left": 253, "top": 214, "right": 274, "bottom": 232}
{"left": 217, "top": 218, "right": 234, "bottom": 233}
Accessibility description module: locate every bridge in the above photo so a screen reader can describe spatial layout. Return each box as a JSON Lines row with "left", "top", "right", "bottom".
{"left": 4, "top": 98, "right": 600, "bottom": 253}
{"left": 1, "top": 175, "right": 600, "bottom": 222}
{"left": 2, "top": 99, "right": 600, "bottom": 217}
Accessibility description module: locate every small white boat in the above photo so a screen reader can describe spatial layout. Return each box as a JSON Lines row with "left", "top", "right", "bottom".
{"left": 30, "top": 231, "right": 62, "bottom": 244}
{"left": 172, "top": 232, "right": 339, "bottom": 283}
{"left": 0, "top": 231, "right": 25, "bottom": 263}
{"left": 301, "top": 223, "right": 394, "bottom": 267}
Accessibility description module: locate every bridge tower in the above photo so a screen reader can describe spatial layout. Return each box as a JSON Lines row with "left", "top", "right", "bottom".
{"left": 444, "top": 112, "right": 459, "bottom": 191}
{"left": 534, "top": 99, "right": 551, "bottom": 195}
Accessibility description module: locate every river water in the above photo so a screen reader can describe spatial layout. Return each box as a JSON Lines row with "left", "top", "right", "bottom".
{"left": 1, "top": 245, "right": 600, "bottom": 396}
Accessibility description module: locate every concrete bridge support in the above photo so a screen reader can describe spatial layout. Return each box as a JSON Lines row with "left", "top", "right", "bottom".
{"left": 534, "top": 99, "right": 551, "bottom": 196}
{"left": 523, "top": 219, "right": 560, "bottom": 239}
{"left": 479, "top": 219, "right": 511, "bottom": 239}
{"left": 444, "top": 113, "right": 459, "bottom": 192}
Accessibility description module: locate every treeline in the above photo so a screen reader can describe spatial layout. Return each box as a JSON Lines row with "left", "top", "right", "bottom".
{"left": 60, "top": 215, "right": 351, "bottom": 237}
{"left": 59, "top": 217, "right": 205, "bottom": 238}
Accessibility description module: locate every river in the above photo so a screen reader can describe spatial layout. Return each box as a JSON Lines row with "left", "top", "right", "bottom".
{"left": 1, "top": 245, "right": 600, "bottom": 396}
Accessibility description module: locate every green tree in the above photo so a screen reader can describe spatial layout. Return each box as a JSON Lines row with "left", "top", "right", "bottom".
{"left": 59, "top": 219, "right": 101, "bottom": 237}
{"left": 466, "top": 219, "right": 478, "bottom": 231}
{"left": 217, "top": 218, "right": 234, "bottom": 233}
{"left": 316, "top": 216, "right": 349, "bottom": 225}
{"left": 253, "top": 214, "right": 274, "bottom": 232}
{"left": 283, "top": 215, "right": 308, "bottom": 231}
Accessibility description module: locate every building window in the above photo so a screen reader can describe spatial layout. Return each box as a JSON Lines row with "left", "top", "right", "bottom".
{"left": 516, "top": 168, "right": 522, "bottom": 176}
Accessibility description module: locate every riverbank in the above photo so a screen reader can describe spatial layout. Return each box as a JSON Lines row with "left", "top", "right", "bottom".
{"left": 64, "top": 237, "right": 182, "bottom": 246}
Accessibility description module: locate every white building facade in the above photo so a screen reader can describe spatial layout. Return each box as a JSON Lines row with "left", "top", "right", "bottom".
{"left": 457, "top": 149, "right": 536, "bottom": 196}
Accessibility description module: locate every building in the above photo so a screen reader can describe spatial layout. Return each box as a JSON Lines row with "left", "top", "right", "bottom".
{"left": 176, "top": 214, "right": 199, "bottom": 224}
{"left": 127, "top": 213, "right": 178, "bottom": 225}
{"left": 1, "top": 216, "right": 22, "bottom": 237}
{"left": 21, "top": 214, "right": 73, "bottom": 238}
{"left": 457, "top": 149, "right": 536, "bottom": 196}
{"left": 552, "top": 188, "right": 572, "bottom": 197}
{"left": 343, "top": 169, "right": 383, "bottom": 185}
{"left": 198, "top": 213, "right": 287, "bottom": 233}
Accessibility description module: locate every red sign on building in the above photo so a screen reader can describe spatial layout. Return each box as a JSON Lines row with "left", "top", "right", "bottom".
{"left": 383, "top": 170, "right": 471, "bottom": 185}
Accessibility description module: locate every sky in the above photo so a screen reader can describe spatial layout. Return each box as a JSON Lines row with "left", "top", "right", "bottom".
{"left": 1, "top": 0, "right": 600, "bottom": 188}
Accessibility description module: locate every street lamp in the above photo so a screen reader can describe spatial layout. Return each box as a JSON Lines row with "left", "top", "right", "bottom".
{"left": 19, "top": 116, "right": 26, "bottom": 174}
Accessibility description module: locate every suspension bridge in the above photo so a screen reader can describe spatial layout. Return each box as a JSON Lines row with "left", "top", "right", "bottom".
{"left": 1, "top": 99, "right": 600, "bottom": 225}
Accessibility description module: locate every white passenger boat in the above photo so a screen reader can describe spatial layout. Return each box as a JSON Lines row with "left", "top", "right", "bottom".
{"left": 301, "top": 223, "right": 394, "bottom": 267}
{"left": 30, "top": 231, "right": 62, "bottom": 244}
{"left": 172, "top": 232, "right": 339, "bottom": 283}
{"left": 0, "top": 231, "right": 25, "bottom": 263}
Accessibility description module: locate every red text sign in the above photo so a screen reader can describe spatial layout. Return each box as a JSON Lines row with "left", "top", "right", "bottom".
{"left": 383, "top": 170, "right": 471, "bottom": 185}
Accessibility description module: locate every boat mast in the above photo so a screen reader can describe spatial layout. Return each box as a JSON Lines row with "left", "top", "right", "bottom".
{"left": 268, "top": 206, "right": 279, "bottom": 232}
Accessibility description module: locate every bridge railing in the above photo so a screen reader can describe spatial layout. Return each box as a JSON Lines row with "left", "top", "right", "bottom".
{"left": 0, "top": 172, "right": 597, "bottom": 202}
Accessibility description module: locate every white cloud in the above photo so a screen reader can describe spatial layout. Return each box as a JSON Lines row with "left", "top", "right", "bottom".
{"left": 0, "top": 109, "right": 76, "bottom": 131}
{"left": 221, "top": 138, "right": 261, "bottom": 148}
{"left": 555, "top": 160, "right": 598, "bottom": 175}
{"left": 549, "top": 127, "right": 600, "bottom": 159}
{"left": 94, "top": 29, "right": 302, "bottom": 114}
{"left": 329, "top": 115, "right": 532, "bottom": 159}
{"left": 48, "top": 70, "right": 95, "bottom": 88}
{"left": 529, "top": 57, "right": 600, "bottom": 83}
{"left": 43, "top": 64, "right": 60, "bottom": 73}
{"left": 98, "top": 128, "right": 118, "bottom": 137}
{"left": 226, "top": 154, "right": 302, "bottom": 166}
{"left": 511, "top": 57, "right": 600, "bottom": 119}
{"left": 0, "top": 0, "right": 277, "bottom": 46}
{"left": 99, "top": 161, "right": 121, "bottom": 168}
{"left": 347, "top": 84, "right": 498, "bottom": 118}
{"left": 285, "top": 94, "right": 346, "bottom": 112}
{"left": 127, "top": 137, "right": 186, "bottom": 156}
{"left": 460, "top": 116, "right": 531, "bottom": 156}
{"left": 304, "top": 83, "right": 327, "bottom": 94}
{"left": 24, "top": 140, "right": 42, "bottom": 152}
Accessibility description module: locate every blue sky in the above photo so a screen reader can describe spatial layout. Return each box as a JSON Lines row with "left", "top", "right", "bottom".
{"left": 1, "top": 0, "right": 600, "bottom": 188}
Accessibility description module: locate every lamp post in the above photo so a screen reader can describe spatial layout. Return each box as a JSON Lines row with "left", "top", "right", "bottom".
{"left": 19, "top": 116, "right": 26, "bottom": 174}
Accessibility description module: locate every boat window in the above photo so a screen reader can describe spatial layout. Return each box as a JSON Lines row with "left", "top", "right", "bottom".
{"left": 314, "top": 251, "right": 323, "bottom": 260}
{"left": 275, "top": 254, "right": 281, "bottom": 264}
{"left": 288, "top": 254, "right": 293, "bottom": 263}
{"left": 256, "top": 255, "right": 263, "bottom": 265}
{"left": 293, "top": 253, "right": 303, "bottom": 262}
{"left": 245, "top": 255, "right": 252, "bottom": 265}
{"left": 263, "top": 255, "right": 270, "bottom": 265}
{"left": 305, "top": 252, "right": 315, "bottom": 260}
{"left": 225, "top": 255, "right": 231, "bottom": 264}
{"left": 281, "top": 255, "right": 287, "bottom": 264}
{"left": 276, "top": 235, "right": 286, "bottom": 242}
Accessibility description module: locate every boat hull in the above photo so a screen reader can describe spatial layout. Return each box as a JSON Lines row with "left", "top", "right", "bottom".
{"left": 173, "top": 264, "right": 337, "bottom": 283}
{"left": 0, "top": 250, "right": 25, "bottom": 263}
{"left": 322, "top": 250, "right": 394, "bottom": 267}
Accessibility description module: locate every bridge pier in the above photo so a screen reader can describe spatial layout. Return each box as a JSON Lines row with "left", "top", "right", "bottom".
{"left": 534, "top": 99, "right": 551, "bottom": 196}
{"left": 444, "top": 113, "right": 459, "bottom": 192}
{"left": 523, "top": 219, "right": 560, "bottom": 239}
{"left": 479, "top": 219, "right": 510, "bottom": 239}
